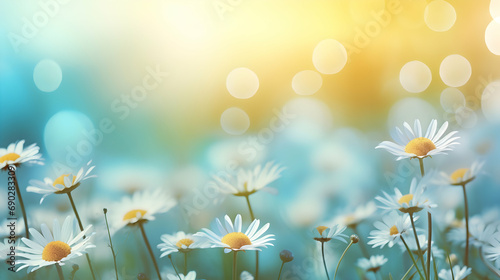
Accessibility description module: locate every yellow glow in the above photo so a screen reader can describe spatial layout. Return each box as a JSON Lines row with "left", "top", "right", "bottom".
{"left": 123, "top": 209, "right": 147, "bottom": 221}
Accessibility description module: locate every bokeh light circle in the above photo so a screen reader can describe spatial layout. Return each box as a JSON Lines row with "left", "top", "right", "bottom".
{"left": 312, "top": 39, "right": 347, "bottom": 74}
{"left": 482, "top": 81, "right": 500, "bottom": 123}
{"left": 485, "top": 20, "right": 500, "bottom": 55}
{"left": 491, "top": 0, "right": 500, "bottom": 20}
{"left": 439, "top": 54, "right": 472, "bottom": 87}
{"left": 292, "top": 70, "right": 323, "bottom": 95}
{"left": 440, "top": 87, "right": 466, "bottom": 113}
{"left": 399, "top": 61, "right": 432, "bottom": 93}
{"left": 44, "top": 110, "right": 95, "bottom": 163}
{"left": 226, "top": 68, "right": 259, "bottom": 99}
{"left": 220, "top": 107, "right": 250, "bottom": 135}
{"left": 33, "top": 59, "right": 62, "bottom": 92}
{"left": 387, "top": 97, "right": 439, "bottom": 130}
{"left": 424, "top": 0, "right": 456, "bottom": 32}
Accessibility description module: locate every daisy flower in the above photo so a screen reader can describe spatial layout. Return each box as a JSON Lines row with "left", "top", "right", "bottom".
{"left": 27, "top": 161, "right": 96, "bottom": 203}
{"left": 312, "top": 224, "right": 348, "bottom": 243}
{"left": 240, "top": 271, "right": 254, "bottom": 280}
{"left": 448, "top": 216, "right": 498, "bottom": 248}
{"left": 16, "top": 216, "right": 95, "bottom": 273}
{"left": 110, "top": 189, "right": 177, "bottom": 232}
{"left": 357, "top": 255, "right": 388, "bottom": 273}
{"left": 484, "top": 226, "right": 500, "bottom": 269}
{"left": 438, "top": 161, "right": 484, "bottom": 186}
{"left": 376, "top": 119, "right": 459, "bottom": 160}
{"left": 166, "top": 271, "right": 198, "bottom": 280}
{"left": 397, "top": 234, "right": 444, "bottom": 259}
{"left": 376, "top": 177, "right": 436, "bottom": 214}
{"left": 368, "top": 211, "right": 414, "bottom": 248}
{"left": 194, "top": 214, "right": 274, "bottom": 253}
{"left": 157, "top": 231, "right": 207, "bottom": 258}
{"left": 212, "top": 162, "right": 284, "bottom": 196}
{"left": 438, "top": 265, "right": 471, "bottom": 280}
{"left": 0, "top": 140, "right": 43, "bottom": 170}
{"left": 330, "top": 201, "right": 376, "bottom": 228}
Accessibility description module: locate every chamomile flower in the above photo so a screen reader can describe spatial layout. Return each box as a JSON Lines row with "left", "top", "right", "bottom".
{"left": 376, "top": 177, "right": 436, "bottom": 214}
{"left": 212, "top": 162, "right": 284, "bottom": 196}
{"left": 110, "top": 189, "right": 177, "bottom": 232}
{"left": 0, "top": 140, "right": 43, "bottom": 170}
{"left": 312, "top": 224, "right": 348, "bottom": 243}
{"left": 368, "top": 211, "right": 414, "bottom": 248}
{"left": 397, "top": 234, "right": 444, "bottom": 259}
{"left": 448, "top": 216, "right": 498, "bottom": 248}
{"left": 16, "top": 216, "right": 95, "bottom": 273}
{"left": 357, "top": 255, "right": 388, "bottom": 273}
{"left": 484, "top": 226, "right": 500, "bottom": 269}
{"left": 166, "top": 271, "right": 198, "bottom": 280}
{"left": 195, "top": 214, "right": 274, "bottom": 253}
{"left": 157, "top": 231, "right": 207, "bottom": 258}
{"left": 376, "top": 119, "right": 459, "bottom": 160}
{"left": 330, "top": 201, "right": 376, "bottom": 228}
{"left": 240, "top": 271, "right": 254, "bottom": 280}
{"left": 438, "top": 265, "right": 471, "bottom": 280}
{"left": 438, "top": 161, "right": 484, "bottom": 186}
{"left": 27, "top": 161, "right": 96, "bottom": 203}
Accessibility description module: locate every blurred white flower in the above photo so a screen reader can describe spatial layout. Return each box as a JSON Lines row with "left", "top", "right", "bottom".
{"left": 484, "top": 225, "right": 500, "bottom": 269}
{"left": 438, "top": 265, "right": 471, "bottom": 280}
{"left": 158, "top": 231, "right": 208, "bottom": 258}
{"left": 437, "top": 161, "right": 484, "bottom": 186}
{"left": 376, "top": 177, "right": 436, "bottom": 214}
{"left": 357, "top": 255, "right": 388, "bottom": 273}
{"left": 330, "top": 201, "right": 376, "bottom": 228}
{"left": 312, "top": 224, "right": 348, "bottom": 243}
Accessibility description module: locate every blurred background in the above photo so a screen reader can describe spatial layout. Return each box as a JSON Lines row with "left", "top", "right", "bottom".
{"left": 2, "top": 0, "right": 500, "bottom": 279}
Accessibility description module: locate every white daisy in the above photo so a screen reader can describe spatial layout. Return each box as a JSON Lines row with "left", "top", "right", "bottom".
{"left": 240, "top": 271, "right": 254, "bottom": 280}
{"left": 376, "top": 119, "right": 459, "bottom": 160}
{"left": 448, "top": 216, "right": 498, "bottom": 248}
{"left": 312, "top": 224, "right": 348, "bottom": 243}
{"left": 16, "top": 216, "right": 95, "bottom": 273}
{"left": 330, "top": 201, "right": 376, "bottom": 228}
{"left": 212, "top": 162, "right": 284, "bottom": 196}
{"left": 484, "top": 226, "right": 500, "bottom": 269}
{"left": 195, "top": 214, "right": 274, "bottom": 253}
{"left": 27, "top": 161, "right": 96, "bottom": 203}
{"left": 368, "top": 211, "right": 415, "bottom": 248}
{"left": 166, "top": 271, "right": 198, "bottom": 280}
{"left": 438, "top": 161, "right": 484, "bottom": 186}
{"left": 397, "top": 234, "right": 444, "bottom": 259}
{"left": 157, "top": 231, "right": 207, "bottom": 258}
{"left": 0, "top": 140, "right": 43, "bottom": 170}
{"left": 357, "top": 255, "right": 388, "bottom": 273}
{"left": 376, "top": 177, "right": 436, "bottom": 214}
{"left": 110, "top": 189, "right": 177, "bottom": 232}
{"left": 438, "top": 265, "right": 471, "bottom": 280}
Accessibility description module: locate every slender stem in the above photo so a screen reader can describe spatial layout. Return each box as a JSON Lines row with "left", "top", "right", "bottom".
{"left": 104, "top": 209, "right": 119, "bottom": 280}
{"left": 277, "top": 262, "right": 285, "bottom": 280}
{"left": 56, "top": 263, "right": 65, "bottom": 280}
{"left": 418, "top": 158, "right": 425, "bottom": 177}
{"left": 334, "top": 240, "right": 353, "bottom": 280}
{"left": 400, "top": 236, "right": 425, "bottom": 280}
{"left": 66, "top": 192, "right": 97, "bottom": 280}
{"left": 183, "top": 252, "right": 187, "bottom": 275}
{"left": 426, "top": 212, "right": 432, "bottom": 280}
{"left": 409, "top": 213, "right": 427, "bottom": 278}
{"left": 321, "top": 241, "right": 331, "bottom": 280}
{"left": 11, "top": 167, "right": 29, "bottom": 239}
{"left": 138, "top": 222, "right": 162, "bottom": 280}
{"left": 353, "top": 226, "right": 369, "bottom": 258}
{"left": 233, "top": 251, "right": 238, "bottom": 280}
{"left": 244, "top": 195, "right": 259, "bottom": 280}
{"left": 462, "top": 183, "right": 470, "bottom": 267}
{"left": 447, "top": 254, "right": 455, "bottom": 280}
{"left": 401, "top": 263, "right": 415, "bottom": 280}
{"left": 168, "top": 255, "right": 181, "bottom": 280}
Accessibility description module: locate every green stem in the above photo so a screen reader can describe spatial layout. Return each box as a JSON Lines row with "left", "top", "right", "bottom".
{"left": 418, "top": 158, "right": 425, "bottom": 177}
{"left": 277, "top": 262, "right": 285, "bottom": 280}
{"left": 168, "top": 255, "right": 181, "bottom": 280}
{"left": 104, "top": 209, "right": 119, "bottom": 280}
{"left": 334, "top": 240, "right": 353, "bottom": 280}
{"left": 184, "top": 252, "right": 187, "bottom": 276}
{"left": 462, "top": 183, "right": 470, "bottom": 268}
{"left": 56, "top": 263, "right": 65, "bottom": 280}
{"left": 409, "top": 213, "right": 427, "bottom": 279}
{"left": 244, "top": 195, "right": 259, "bottom": 280}
{"left": 447, "top": 254, "right": 455, "bottom": 280}
{"left": 138, "top": 222, "right": 162, "bottom": 280}
{"left": 427, "top": 212, "right": 432, "bottom": 280}
{"left": 400, "top": 236, "right": 425, "bottom": 280}
{"left": 401, "top": 263, "right": 415, "bottom": 280}
{"left": 11, "top": 167, "right": 30, "bottom": 239}
{"left": 66, "top": 192, "right": 97, "bottom": 280}
{"left": 233, "top": 251, "right": 238, "bottom": 280}
{"left": 321, "top": 241, "right": 330, "bottom": 280}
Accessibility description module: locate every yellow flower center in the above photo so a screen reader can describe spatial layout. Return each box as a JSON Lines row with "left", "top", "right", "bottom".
{"left": 450, "top": 168, "right": 469, "bottom": 182}
{"left": 42, "top": 241, "right": 71, "bottom": 262}
{"left": 221, "top": 232, "right": 252, "bottom": 249}
{"left": 404, "top": 137, "right": 436, "bottom": 157}
{"left": 344, "top": 215, "right": 356, "bottom": 225}
{"left": 176, "top": 238, "right": 195, "bottom": 248}
{"left": 123, "top": 209, "right": 147, "bottom": 221}
{"left": 316, "top": 226, "right": 328, "bottom": 236}
{"left": 53, "top": 174, "right": 77, "bottom": 187}
{"left": 398, "top": 194, "right": 414, "bottom": 205}
{"left": 0, "top": 153, "right": 20, "bottom": 163}
{"left": 389, "top": 225, "right": 399, "bottom": 235}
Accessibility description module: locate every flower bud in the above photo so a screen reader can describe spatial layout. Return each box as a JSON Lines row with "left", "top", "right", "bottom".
{"left": 350, "top": 234, "right": 359, "bottom": 244}
{"left": 280, "top": 249, "right": 294, "bottom": 263}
